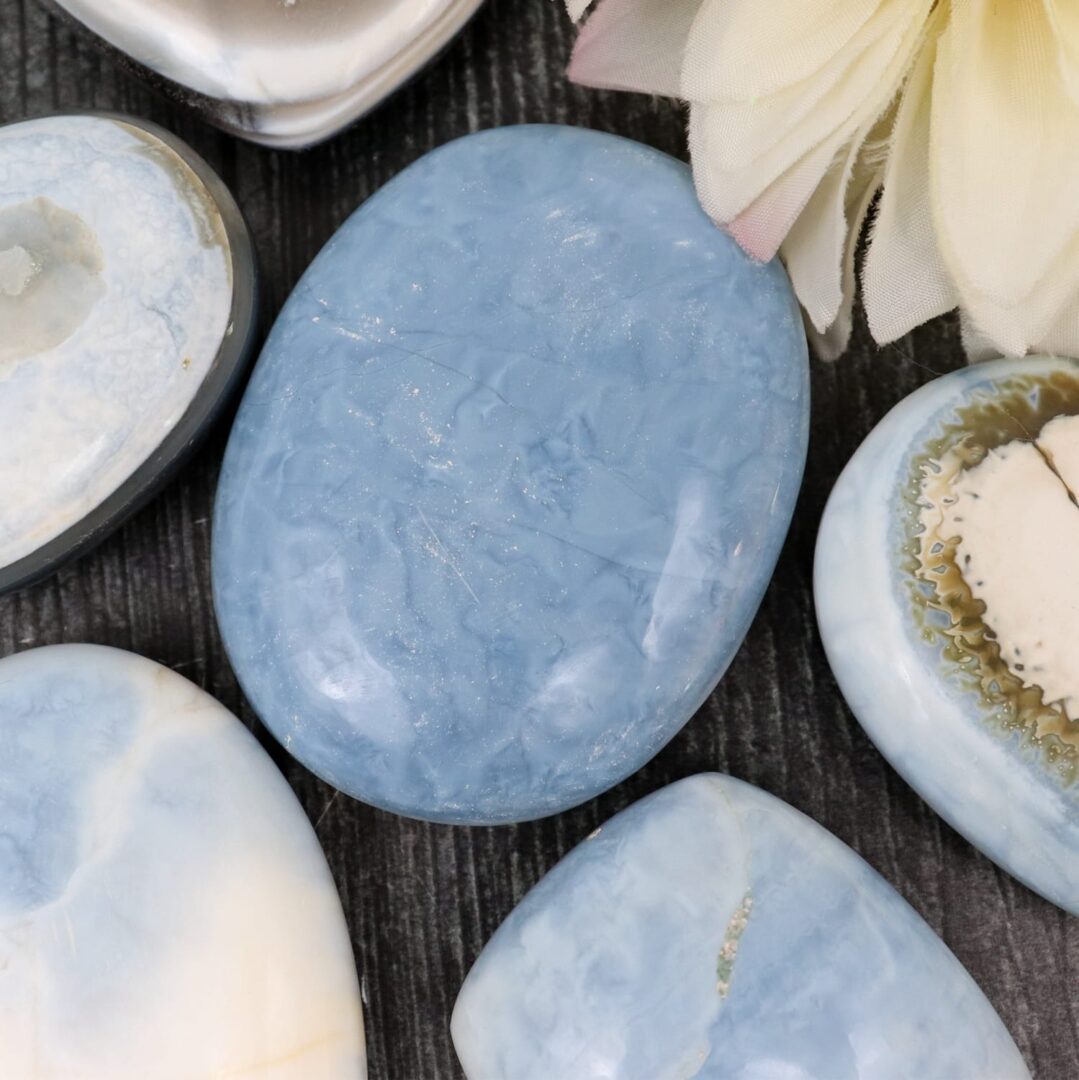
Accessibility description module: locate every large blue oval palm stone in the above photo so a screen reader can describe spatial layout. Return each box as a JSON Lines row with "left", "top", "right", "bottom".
{"left": 452, "top": 775, "right": 1029, "bottom": 1080}
{"left": 213, "top": 126, "right": 809, "bottom": 824}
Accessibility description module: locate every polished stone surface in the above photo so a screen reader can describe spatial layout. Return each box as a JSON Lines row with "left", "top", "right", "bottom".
{"left": 817, "top": 356, "right": 1079, "bottom": 913}
{"left": 213, "top": 125, "right": 809, "bottom": 824}
{"left": 49, "top": 0, "right": 485, "bottom": 147}
{"left": 0, "top": 114, "right": 255, "bottom": 593}
{"left": 452, "top": 774, "right": 1029, "bottom": 1080}
{"left": 0, "top": 644, "right": 366, "bottom": 1078}
{"left": 7, "top": 10, "right": 1076, "bottom": 1077}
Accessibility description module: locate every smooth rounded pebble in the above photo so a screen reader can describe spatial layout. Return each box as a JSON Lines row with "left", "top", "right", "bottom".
{"left": 0, "top": 113, "right": 256, "bottom": 593}
{"left": 816, "top": 356, "right": 1079, "bottom": 913}
{"left": 0, "top": 645, "right": 366, "bottom": 1079}
{"left": 452, "top": 774, "right": 1030, "bottom": 1080}
{"left": 50, "top": 0, "right": 485, "bottom": 147}
{"left": 213, "top": 125, "right": 809, "bottom": 823}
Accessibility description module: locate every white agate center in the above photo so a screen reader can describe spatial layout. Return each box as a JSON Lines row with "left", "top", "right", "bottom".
{"left": 0, "top": 115, "right": 232, "bottom": 572}
{"left": 924, "top": 414, "right": 1079, "bottom": 716}
{"left": 0, "top": 197, "right": 105, "bottom": 363}
{"left": 0, "top": 244, "right": 39, "bottom": 296}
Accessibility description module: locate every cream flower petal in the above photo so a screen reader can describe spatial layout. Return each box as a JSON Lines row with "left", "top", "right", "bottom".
{"left": 721, "top": 128, "right": 850, "bottom": 263}
{"left": 958, "top": 310, "right": 1000, "bottom": 364}
{"left": 689, "top": 1, "right": 925, "bottom": 227}
{"left": 567, "top": 0, "right": 702, "bottom": 96}
{"left": 805, "top": 166, "right": 881, "bottom": 361}
{"left": 863, "top": 13, "right": 957, "bottom": 344}
{"left": 1043, "top": 0, "right": 1079, "bottom": 107}
{"left": 694, "top": 1, "right": 917, "bottom": 174}
{"left": 932, "top": 0, "right": 1079, "bottom": 353}
{"left": 681, "top": 0, "right": 881, "bottom": 103}
{"left": 781, "top": 121, "right": 883, "bottom": 334}
{"left": 961, "top": 276, "right": 1079, "bottom": 361}
{"left": 958, "top": 240, "right": 1079, "bottom": 359}
{"left": 1033, "top": 290, "right": 1079, "bottom": 356}
{"left": 784, "top": 104, "right": 895, "bottom": 338}
{"left": 972, "top": 288, "right": 1076, "bottom": 356}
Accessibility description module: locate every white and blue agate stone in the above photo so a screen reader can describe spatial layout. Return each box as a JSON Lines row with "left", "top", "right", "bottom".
{"left": 0, "top": 645, "right": 366, "bottom": 1078}
{"left": 46, "top": 0, "right": 485, "bottom": 148}
{"left": 0, "top": 113, "right": 256, "bottom": 594}
{"left": 817, "top": 356, "right": 1079, "bottom": 913}
{"left": 452, "top": 774, "right": 1029, "bottom": 1080}
{"left": 213, "top": 125, "right": 809, "bottom": 824}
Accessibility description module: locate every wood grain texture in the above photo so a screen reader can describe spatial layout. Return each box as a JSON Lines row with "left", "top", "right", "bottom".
{"left": 1, "top": 1, "right": 1076, "bottom": 1076}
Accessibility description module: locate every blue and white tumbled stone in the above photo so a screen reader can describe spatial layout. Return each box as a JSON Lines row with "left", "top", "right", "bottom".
{"left": 0, "top": 114, "right": 255, "bottom": 592}
{"left": 0, "top": 645, "right": 366, "bottom": 1078}
{"left": 817, "top": 356, "right": 1079, "bottom": 913}
{"left": 213, "top": 125, "right": 809, "bottom": 824}
{"left": 49, "top": 0, "right": 485, "bottom": 147}
{"left": 452, "top": 774, "right": 1029, "bottom": 1080}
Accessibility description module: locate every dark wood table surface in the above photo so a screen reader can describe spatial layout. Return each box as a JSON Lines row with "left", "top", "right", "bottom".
{"left": 2, "top": 2, "right": 1076, "bottom": 1077}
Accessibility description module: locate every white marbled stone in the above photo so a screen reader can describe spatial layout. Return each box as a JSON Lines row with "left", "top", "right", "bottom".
{"left": 0, "top": 644, "right": 366, "bottom": 1078}
{"left": 816, "top": 356, "right": 1079, "bottom": 913}
{"left": 0, "top": 114, "right": 234, "bottom": 575}
{"left": 452, "top": 774, "right": 1029, "bottom": 1080}
{"left": 51, "top": 0, "right": 486, "bottom": 147}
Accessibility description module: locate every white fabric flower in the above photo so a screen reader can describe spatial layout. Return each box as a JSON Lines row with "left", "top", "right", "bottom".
{"left": 565, "top": 1, "right": 1079, "bottom": 360}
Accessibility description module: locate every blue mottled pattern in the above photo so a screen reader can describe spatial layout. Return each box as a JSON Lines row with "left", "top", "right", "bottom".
{"left": 816, "top": 356, "right": 1079, "bottom": 913}
{"left": 452, "top": 774, "right": 1030, "bottom": 1080}
{"left": 0, "top": 645, "right": 366, "bottom": 1078}
{"left": 0, "top": 655, "right": 137, "bottom": 916}
{"left": 213, "top": 126, "right": 808, "bottom": 823}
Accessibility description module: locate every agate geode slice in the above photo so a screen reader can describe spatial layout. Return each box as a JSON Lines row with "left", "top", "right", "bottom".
{"left": 817, "top": 356, "right": 1079, "bottom": 913}
{"left": 0, "top": 113, "right": 256, "bottom": 594}
{"left": 43, "top": 0, "right": 485, "bottom": 147}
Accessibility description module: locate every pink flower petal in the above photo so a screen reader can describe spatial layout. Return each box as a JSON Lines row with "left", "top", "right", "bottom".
{"left": 568, "top": 0, "right": 701, "bottom": 97}
{"left": 726, "top": 149, "right": 835, "bottom": 263}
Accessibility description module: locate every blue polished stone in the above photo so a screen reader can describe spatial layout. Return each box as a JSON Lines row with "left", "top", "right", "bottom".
{"left": 452, "top": 774, "right": 1029, "bottom": 1080}
{"left": 817, "top": 356, "right": 1079, "bottom": 913}
{"left": 213, "top": 125, "right": 808, "bottom": 824}
{"left": 0, "top": 645, "right": 366, "bottom": 1077}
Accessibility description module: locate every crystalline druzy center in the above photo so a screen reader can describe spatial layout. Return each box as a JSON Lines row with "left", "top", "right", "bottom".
{"left": 0, "top": 244, "right": 36, "bottom": 296}
{"left": 0, "top": 196, "right": 105, "bottom": 364}
{"left": 924, "top": 414, "right": 1079, "bottom": 717}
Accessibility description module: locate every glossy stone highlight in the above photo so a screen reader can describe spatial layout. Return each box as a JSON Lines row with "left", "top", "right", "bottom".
{"left": 817, "top": 356, "right": 1079, "bottom": 913}
{"left": 0, "top": 114, "right": 256, "bottom": 594}
{"left": 213, "top": 126, "right": 808, "bottom": 824}
{"left": 0, "top": 645, "right": 366, "bottom": 1078}
{"left": 452, "top": 774, "right": 1030, "bottom": 1080}
{"left": 47, "top": 0, "right": 485, "bottom": 147}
